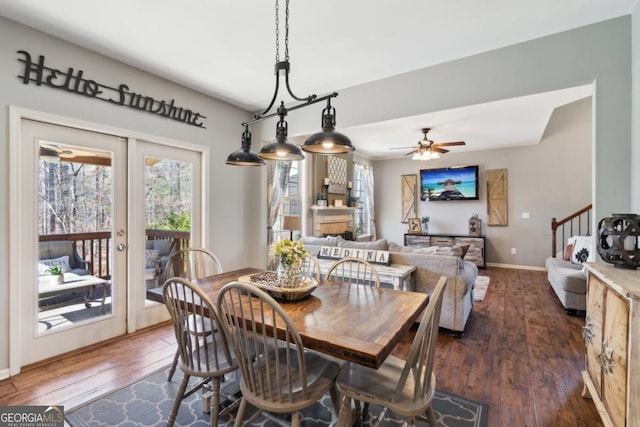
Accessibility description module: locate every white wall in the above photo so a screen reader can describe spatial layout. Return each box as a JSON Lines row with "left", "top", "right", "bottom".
{"left": 375, "top": 97, "right": 592, "bottom": 268}
{"left": 0, "top": 17, "right": 264, "bottom": 371}
{"left": 633, "top": 4, "right": 640, "bottom": 212}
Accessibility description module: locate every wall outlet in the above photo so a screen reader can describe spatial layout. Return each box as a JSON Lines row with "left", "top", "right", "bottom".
{"left": 511, "top": 248, "right": 517, "bottom": 254}
{"left": 522, "top": 212, "right": 530, "bottom": 219}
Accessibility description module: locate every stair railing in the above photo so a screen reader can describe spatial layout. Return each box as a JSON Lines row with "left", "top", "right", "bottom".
{"left": 551, "top": 204, "right": 593, "bottom": 257}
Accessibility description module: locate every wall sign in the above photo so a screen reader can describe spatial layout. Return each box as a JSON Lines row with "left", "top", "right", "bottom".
{"left": 17, "top": 50, "right": 206, "bottom": 128}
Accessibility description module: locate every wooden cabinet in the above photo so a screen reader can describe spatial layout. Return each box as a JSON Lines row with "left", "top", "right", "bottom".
{"left": 404, "top": 233, "right": 485, "bottom": 268}
{"left": 583, "top": 263, "right": 640, "bottom": 427}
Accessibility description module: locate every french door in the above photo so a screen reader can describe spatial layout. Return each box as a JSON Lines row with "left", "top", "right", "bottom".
{"left": 18, "top": 119, "right": 128, "bottom": 365}
{"left": 11, "top": 113, "right": 206, "bottom": 371}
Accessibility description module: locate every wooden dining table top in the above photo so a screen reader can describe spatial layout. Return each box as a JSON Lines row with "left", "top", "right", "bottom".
{"left": 147, "top": 267, "right": 429, "bottom": 369}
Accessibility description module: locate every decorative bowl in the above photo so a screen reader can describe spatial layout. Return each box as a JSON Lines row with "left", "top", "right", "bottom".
{"left": 238, "top": 272, "right": 318, "bottom": 301}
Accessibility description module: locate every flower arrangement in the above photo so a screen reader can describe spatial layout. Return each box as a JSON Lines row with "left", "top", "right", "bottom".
{"left": 421, "top": 216, "right": 430, "bottom": 227}
{"left": 271, "top": 238, "right": 310, "bottom": 267}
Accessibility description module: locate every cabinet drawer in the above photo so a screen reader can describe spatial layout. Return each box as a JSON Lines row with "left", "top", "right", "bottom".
{"left": 405, "top": 235, "right": 430, "bottom": 247}
{"left": 430, "top": 236, "right": 454, "bottom": 247}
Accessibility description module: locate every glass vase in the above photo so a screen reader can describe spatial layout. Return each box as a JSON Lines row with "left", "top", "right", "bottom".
{"left": 277, "top": 262, "right": 303, "bottom": 288}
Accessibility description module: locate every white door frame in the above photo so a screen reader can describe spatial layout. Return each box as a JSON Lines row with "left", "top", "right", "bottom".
{"left": 8, "top": 106, "right": 209, "bottom": 375}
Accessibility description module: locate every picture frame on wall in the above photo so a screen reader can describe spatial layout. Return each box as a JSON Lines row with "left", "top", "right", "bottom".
{"left": 408, "top": 218, "right": 422, "bottom": 234}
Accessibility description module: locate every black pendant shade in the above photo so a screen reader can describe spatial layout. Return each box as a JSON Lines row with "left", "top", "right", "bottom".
{"left": 302, "top": 101, "right": 354, "bottom": 154}
{"left": 225, "top": 126, "right": 265, "bottom": 166}
{"left": 258, "top": 114, "right": 305, "bottom": 161}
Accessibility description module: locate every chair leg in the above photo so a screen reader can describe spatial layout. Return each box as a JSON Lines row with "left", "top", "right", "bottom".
{"left": 233, "top": 398, "right": 247, "bottom": 427}
{"left": 167, "top": 373, "right": 190, "bottom": 427}
{"left": 209, "top": 377, "right": 221, "bottom": 427}
{"left": 290, "top": 411, "right": 301, "bottom": 427}
{"left": 337, "top": 395, "right": 352, "bottom": 427}
{"left": 425, "top": 406, "right": 437, "bottom": 427}
{"left": 167, "top": 348, "right": 180, "bottom": 381}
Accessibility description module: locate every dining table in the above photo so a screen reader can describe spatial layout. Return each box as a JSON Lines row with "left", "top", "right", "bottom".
{"left": 147, "top": 267, "right": 429, "bottom": 369}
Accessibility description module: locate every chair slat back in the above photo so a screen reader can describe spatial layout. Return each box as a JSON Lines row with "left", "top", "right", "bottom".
{"left": 326, "top": 257, "right": 381, "bottom": 287}
{"left": 165, "top": 247, "right": 223, "bottom": 280}
{"left": 217, "top": 281, "right": 309, "bottom": 403}
{"left": 300, "top": 255, "right": 321, "bottom": 281}
{"left": 163, "top": 277, "right": 235, "bottom": 376}
{"left": 394, "top": 275, "right": 447, "bottom": 402}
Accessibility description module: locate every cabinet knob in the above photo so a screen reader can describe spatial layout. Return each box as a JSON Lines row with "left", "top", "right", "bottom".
{"left": 582, "top": 319, "right": 595, "bottom": 344}
{"left": 597, "top": 339, "right": 617, "bottom": 374}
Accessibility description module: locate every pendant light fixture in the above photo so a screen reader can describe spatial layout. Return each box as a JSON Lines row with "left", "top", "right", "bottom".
{"left": 225, "top": 0, "right": 352, "bottom": 165}
{"left": 302, "top": 98, "right": 354, "bottom": 154}
{"left": 225, "top": 125, "right": 265, "bottom": 166}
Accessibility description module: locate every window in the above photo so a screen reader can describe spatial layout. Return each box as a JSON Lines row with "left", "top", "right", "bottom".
{"left": 269, "top": 161, "right": 301, "bottom": 242}
{"left": 353, "top": 163, "right": 372, "bottom": 238}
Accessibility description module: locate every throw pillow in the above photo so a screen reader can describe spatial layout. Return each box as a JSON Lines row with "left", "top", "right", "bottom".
{"left": 145, "top": 249, "right": 160, "bottom": 269}
{"left": 38, "top": 255, "right": 72, "bottom": 275}
{"left": 570, "top": 236, "right": 595, "bottom": 265}
{"left": 338, "top": 239, "right": 388, "bottom": 250}
{"left": 563, "top": 237, "right": 576, "bottom": 261}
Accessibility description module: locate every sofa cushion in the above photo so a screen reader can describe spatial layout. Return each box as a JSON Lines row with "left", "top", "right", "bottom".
{"left": 337, "top": 239, "right": 388, "bottom": 250}
{"left": 145, "top": 249, "right": 160, "bottom": 269}
{"left": 545, "top": 256, "right": 586, "bottom": 294}
{"left": 298, "top": 236, "right": 343, "bottom": 247}
{"left": 570, "top": 236, "right": 595, "bottom": 265}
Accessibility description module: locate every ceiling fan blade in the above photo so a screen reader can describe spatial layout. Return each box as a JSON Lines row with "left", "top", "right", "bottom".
{"left": 433, "top": 147, "right": 449, "bottom": 153}
{"left": 434, "top": 141, "right": 465, "bottom": 147}
{"left": 389, "top": 146, "right": 417, "bottom": 150}
{"left": 404, "top": 150, "right": 417, "bottom": 156}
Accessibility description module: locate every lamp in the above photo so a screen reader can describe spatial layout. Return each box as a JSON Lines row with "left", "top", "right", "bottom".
{"left": 39, "top": 146, "right": 60, "bottom": 162}
{"left": 225, "top": 125, "right": 265, "bottom": 166}
{"left": 282, "top": 215, "right": 301, "bottom": 240}
{"left": 226, "top": 0, "right": 351, "bottom": 165}
{"left": 302, "top": 98, "right": 354, "bottom": 154}
{"left": 257, "top": 103, "right": 305, "bottom": 161}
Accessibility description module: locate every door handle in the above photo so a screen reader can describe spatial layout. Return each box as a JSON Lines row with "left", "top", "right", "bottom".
{"left": 117, "top": 243, "right": 126, "bottom": 251}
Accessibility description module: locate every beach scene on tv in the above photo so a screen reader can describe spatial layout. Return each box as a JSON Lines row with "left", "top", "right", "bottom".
{"left": 420, "top": 166, "right": 478, "bottom": 201}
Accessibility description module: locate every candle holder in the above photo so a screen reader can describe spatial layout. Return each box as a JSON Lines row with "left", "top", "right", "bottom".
{"left": 597, "top": 213, "right": 640, "bottom": 269}
{"left": 347, "top": 187, "right": 353, "bottom": 207}
{"left": 323, "top": 184, "right": 329, "bottom": 200}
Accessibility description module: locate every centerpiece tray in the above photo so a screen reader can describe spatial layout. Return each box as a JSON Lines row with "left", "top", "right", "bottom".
{"left": 238, "top": 272, "right": 318, "bottom": 301}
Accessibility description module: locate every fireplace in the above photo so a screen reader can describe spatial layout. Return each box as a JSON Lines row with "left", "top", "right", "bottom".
{"left": 311, "top": 206, "right": 356, "bottom": 238}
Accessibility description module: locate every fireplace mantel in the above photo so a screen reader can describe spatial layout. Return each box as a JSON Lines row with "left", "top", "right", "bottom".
{"left": 310, "top": 206, "right": 356, "bottom": 237}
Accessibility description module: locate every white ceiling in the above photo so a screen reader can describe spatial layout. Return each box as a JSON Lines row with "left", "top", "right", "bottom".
{"left": 0, "top": 0, "right": 635, "bottom": 158}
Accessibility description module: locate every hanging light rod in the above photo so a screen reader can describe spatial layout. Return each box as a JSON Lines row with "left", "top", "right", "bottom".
{"left": 242, "top": 92, "right": 338, "bottom": 127}
{"left": 226, "top": 0, "right": 352, "bottom": 166}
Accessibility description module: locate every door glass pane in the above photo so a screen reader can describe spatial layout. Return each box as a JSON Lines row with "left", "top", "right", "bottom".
{"left": 37, "top": 142, "right": 113, "bottom": 334}
{"left": 144, "top": 157, "right": 192, "bottom": 294}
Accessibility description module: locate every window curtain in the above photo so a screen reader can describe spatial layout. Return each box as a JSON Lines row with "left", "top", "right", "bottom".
{"left": 267, "top": 161, "right": 292, "bottom": 269}
{"left": 363, "top": 165, "right": 376, "bottom": 240}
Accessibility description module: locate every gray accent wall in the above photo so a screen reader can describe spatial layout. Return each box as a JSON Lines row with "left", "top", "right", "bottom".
{"left": 0, "top": 17, "right": 265, "bottom": 371}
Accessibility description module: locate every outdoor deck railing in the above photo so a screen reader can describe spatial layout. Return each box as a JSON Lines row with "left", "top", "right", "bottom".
{"left": 39, "top": 230, "right": 190, "bottom": 279}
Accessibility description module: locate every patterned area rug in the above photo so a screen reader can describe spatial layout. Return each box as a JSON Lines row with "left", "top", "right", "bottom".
{"left": 66, "top": 366, "right": 488, "bottom": 427}
{"left": 473, "top": 276, "right": 491, "bottom": 302}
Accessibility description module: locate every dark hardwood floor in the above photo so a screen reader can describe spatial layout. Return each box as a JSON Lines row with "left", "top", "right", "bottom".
{"left": 1, "top": 267, "right": 603, "bottom": 426}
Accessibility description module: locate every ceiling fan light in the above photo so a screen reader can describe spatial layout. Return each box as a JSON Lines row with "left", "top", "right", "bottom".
{"left": 431, "top": 152, "right": 440, "bottom": 159}
{"left": 412, "top": 152, "right": 421, "bottom": 160}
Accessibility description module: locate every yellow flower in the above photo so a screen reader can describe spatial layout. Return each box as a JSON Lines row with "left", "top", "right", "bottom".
{"left": 271, "top": 239, "right": 310, "bottom": 267}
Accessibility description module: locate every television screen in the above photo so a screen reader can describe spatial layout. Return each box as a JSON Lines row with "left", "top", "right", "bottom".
{"left": 420, "top": 165, "right": 479, "bottom": 201}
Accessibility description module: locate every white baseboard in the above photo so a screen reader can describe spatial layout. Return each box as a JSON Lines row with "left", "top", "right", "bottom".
{"left": 485, "top": 262, "right": 546, "bottom": 272}
{"left": 0, "top": 368, "right": 10, "bottom": 381}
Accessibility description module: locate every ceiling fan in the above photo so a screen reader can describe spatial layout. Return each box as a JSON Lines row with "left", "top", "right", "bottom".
{"left": 391, "top": 128, "right": 466, "bottom": 160}
{"left": 39, "top": 144, "right": 98, "bottom": 162}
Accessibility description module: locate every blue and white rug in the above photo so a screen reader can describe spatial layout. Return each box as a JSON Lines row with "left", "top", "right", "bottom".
{"left": 66, "top": 366, "right": 488, "bottom": 427}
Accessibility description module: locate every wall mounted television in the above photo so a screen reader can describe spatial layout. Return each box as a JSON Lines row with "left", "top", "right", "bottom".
{"left": 420, "top": 165, "right": 479, "bottom": 201}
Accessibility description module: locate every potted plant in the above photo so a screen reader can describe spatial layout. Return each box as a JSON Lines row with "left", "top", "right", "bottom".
{"left": 271, "top": 239, "right": 310, "bottom": 288}
{"left": 48, "top": 265, "right": 64, "bottom": 284}
{"left": 421, "top": 216, "right": 430, "bottom": 234}
{"left": 316, "top": 192, "right": 328, "bottom": 208}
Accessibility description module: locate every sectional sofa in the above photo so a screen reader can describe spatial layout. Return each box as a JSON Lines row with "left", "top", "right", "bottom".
{"left": 298, "top": 236, "right": 478, "bottom": 336}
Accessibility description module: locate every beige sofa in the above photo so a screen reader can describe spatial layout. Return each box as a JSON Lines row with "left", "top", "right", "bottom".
{"left": 298, "top": 236, "right": 477, "bottom": 336}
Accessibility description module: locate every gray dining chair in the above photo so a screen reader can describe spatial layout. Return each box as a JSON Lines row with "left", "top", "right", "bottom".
{"left": 326, "top": 257, "right": 381, "bottom": 287}
{"left": 217, "top": 281, "right": 340, "bottom": 427}
{"left": 300, "top": 255, "right": 321, "bottom": 281}
{"left": 163, "top": 277, "right": 239, "bottom": 427}
{"left": 165, "top": 247, "right": 224, "bottom": 381}
{"left": 335, "top": 275, "right": 448, "bottom": 427}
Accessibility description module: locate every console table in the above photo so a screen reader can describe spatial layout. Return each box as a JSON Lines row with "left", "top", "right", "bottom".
{"left": 39, "top": 273, "right": 110, "bottom": 314}
{"left": 582, "top": 263, "right": 640, "bottom": 427}
{"left": 316, "top": 258, "right": 415, "bottom": 291}
{"left": 404, "top": 233, "right": 486, "bottom": 268}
